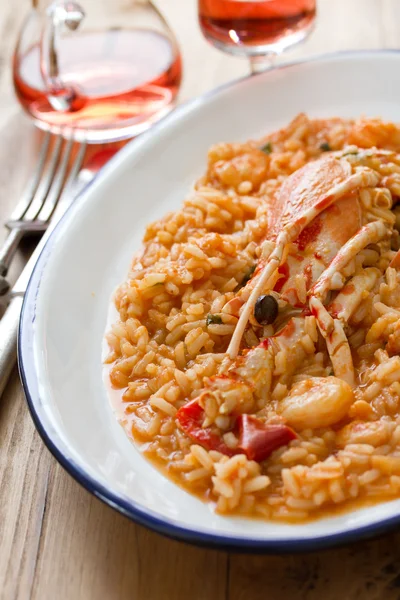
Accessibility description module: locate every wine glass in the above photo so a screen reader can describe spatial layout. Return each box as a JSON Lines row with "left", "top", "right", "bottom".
{"left": 12, "top": 0, "right": 182, "bottom": 142}
{"left": 198, "top": 0, "right": 317, "bottom": 75}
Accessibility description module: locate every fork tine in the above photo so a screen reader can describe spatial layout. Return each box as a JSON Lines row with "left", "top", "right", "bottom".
{"left": 64, "top": 140, "right": 87, "bottom": 190}
{"left": 36, "top": 137, "right": 74, "bottom": 223}
{"left": 23, "top": 135, "right": 63, "bottom": 222}
{"left": 8, "top": 132, "right": 52, "bottom": 223}
{"left": 6, "top": 139, "right": 88, "bottom": 232}
{"left": 37, "top": 139, "right": 87, "bottom": 223}
{"left": 47, "top": 139, "right": 88, "bottom": 219}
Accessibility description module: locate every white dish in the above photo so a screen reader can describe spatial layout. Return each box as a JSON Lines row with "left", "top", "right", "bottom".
{"left": 19, "top": 50, "right": 400, "bottom": 551}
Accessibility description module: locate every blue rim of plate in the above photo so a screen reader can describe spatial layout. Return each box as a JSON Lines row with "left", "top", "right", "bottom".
{"left": 18, "top": 49, "right": 400, "bottom": 553}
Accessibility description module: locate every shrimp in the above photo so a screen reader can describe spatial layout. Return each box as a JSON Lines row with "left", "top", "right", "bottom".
{"left": 387, "top": 322, "right": 400, "bottom": 355}
{"left": 335, "top": 420, "right": 392, "bottom": 448}
{"left": 279, "top": 376, "right": 354, "bottom": 430}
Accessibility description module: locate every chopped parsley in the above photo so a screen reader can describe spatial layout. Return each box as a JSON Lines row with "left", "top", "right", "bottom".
{"left": 320, "top": 142, "right": 332, "bottom": 152}
{"left": 235, "top": 264, "right": 257, "bottom": 291}
{"left": 206, "top": 314, "right": 223, "bottom": 326}
{"left": 260, "top": 142, "right": 273, "bottom": 154}
{"left": 242, "top": 264, "right": 256, "bottom": 285}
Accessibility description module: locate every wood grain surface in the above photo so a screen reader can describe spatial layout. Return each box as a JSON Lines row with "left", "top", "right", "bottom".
{"left": 2, "top": 1, "right": 400, "bottom": 599}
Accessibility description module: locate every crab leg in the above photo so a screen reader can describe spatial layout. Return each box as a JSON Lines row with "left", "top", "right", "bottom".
{"left": 310, "top": 220, "right": 388, "bottom": 302}
{"left": 176, "top": 319, "right": 308, "bottom": 459}
{"left": 307, "top": 221, "right": 386, "bottom": 386}
{"left": 207, "top": 317, "right": 308, "bottom": 418}
{"left": 309, "top": 266, "right": 381, "bottom": 387}
{"left": 227, "top": 167, "right": 381, "bottom": 359}
{"left": 309, "top": 297, "right": 355, "bottom": 387}
{"left": 327, "top": 268, "right": 380, "bottom": 323}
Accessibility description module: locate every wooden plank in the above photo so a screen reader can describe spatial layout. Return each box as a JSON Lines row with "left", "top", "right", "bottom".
{"left": 31, "top": 463, "right": 228, "bottom": 600}
{"left": 0, "top": 368, "right": 52, "bottom": 600}
{"left": 229, "top": 535, "right": 400, "bottom": 600}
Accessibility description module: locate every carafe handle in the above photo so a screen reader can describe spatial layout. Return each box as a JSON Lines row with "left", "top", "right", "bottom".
{"left": 40, "top": 0, "right": 85, "bottom": 111}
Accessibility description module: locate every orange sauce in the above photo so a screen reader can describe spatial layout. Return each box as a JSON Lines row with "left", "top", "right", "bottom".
{"left": 104, "top": 359, "right": 399, "bottom": 524}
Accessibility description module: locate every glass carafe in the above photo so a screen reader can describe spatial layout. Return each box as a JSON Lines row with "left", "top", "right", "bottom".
{"left": 13, "top": 0, "right": 182, "bottom": 142}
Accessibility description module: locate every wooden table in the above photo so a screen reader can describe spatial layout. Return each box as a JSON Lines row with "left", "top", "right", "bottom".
{"left": 2, "top": 1, "right": 400, "bottom": 598}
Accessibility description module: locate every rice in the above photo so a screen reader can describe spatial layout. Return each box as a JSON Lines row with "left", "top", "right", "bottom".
{"left": 105, "top": 113, "right": 400, "bottom": 521}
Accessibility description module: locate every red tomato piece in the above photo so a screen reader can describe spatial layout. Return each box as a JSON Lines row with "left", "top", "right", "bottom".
{"left": 237, "top": 414, "right": 296, "bottom": 462}
{"left": 176, "top": 400, "right": 236, "bottom": 456}
{"left": 176, "top": 402, "right": 296, "bottom": 462}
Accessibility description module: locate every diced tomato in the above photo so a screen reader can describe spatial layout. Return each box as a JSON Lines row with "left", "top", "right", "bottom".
{"left": 237, "top": 414, "right": 296, "bottom": 462}
{"left": 176, "top": 400, "right": 236, "bottom": 456}
{"left": 176, "top": 401, "right": 296, "bottom": 462}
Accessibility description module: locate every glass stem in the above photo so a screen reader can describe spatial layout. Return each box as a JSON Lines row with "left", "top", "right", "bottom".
{"left": 249, "top": 53, "right": 276, "bottom": 75}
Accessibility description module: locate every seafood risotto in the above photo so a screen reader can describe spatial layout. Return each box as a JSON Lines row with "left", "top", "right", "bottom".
{"left": 105, "top": 114, "right": 400, "bottom": 522}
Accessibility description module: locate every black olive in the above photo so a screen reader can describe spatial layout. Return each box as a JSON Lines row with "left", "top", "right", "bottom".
{"left": 254, "top": 295, "right": 278, "bottom": 325}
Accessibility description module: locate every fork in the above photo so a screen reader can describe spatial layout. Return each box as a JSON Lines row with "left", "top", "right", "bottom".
{"left": 0, "top": 134, "right": 89, "bottom": 396}
{"left": 0, "top": 132, "right": 87, "bottom": 294}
